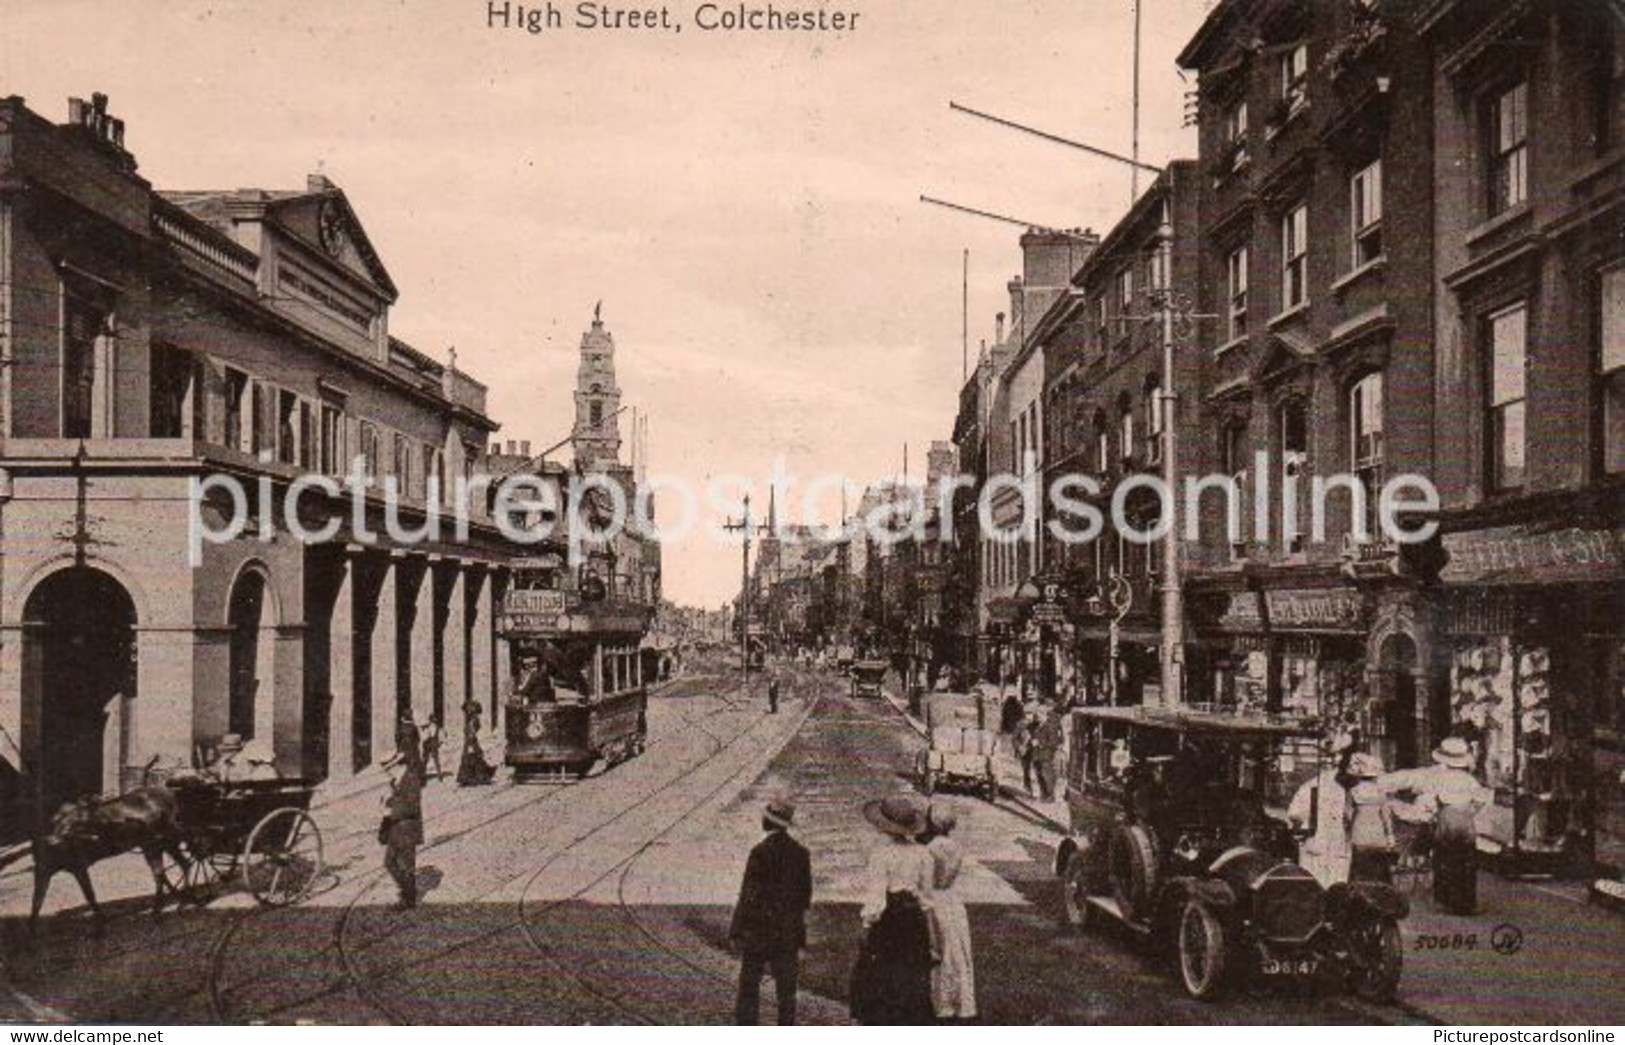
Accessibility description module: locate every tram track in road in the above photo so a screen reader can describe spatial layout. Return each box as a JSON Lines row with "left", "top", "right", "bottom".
{"left": 193, "top": 673, "right": 754, "bottom": 1025}
{"left": 511, "top": 687, "right": 825, "bottom": 1024}
{"left": 593, "top": 664, "right": 842, "bottom": 1003}
{"left": 210, "top": 674, "right": 771, "bottom": 1024}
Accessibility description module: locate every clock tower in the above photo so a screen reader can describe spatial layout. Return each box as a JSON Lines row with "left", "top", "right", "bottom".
{"left": 571, "top": 302, "right": 623, "bottom": 471}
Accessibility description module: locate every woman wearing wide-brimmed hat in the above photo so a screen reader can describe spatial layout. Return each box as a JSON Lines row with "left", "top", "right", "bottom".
{"left": 1380, "top": 737, "right": 1491, "bottom": 914}
{"left": 849, "top": 794, "right": 936, "bottom": 1025}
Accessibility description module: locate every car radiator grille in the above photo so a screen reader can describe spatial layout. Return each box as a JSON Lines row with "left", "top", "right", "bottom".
{"left": 1253, "top": 864, "right": 1324, "bottom": 942}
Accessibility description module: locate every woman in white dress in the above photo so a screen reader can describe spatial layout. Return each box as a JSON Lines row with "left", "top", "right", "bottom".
{"left": 850, "top": 795, "right": 936, "bottom": 1025}
{"left": 924, "top": 802, "right": 977, "bottom": 1022}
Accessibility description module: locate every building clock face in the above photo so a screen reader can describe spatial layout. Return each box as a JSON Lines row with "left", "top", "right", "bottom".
{"left": 317, "top": 199, "right": 347, "bottom": 258}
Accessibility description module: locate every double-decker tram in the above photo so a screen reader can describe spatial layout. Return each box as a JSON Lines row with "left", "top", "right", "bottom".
{"left": 499, "top": 554, "right": 651, "bottom": 780}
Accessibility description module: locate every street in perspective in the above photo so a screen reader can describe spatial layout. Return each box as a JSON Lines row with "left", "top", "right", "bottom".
{"left": 1, "top": 0, "right": 1624, "bottom": 1029}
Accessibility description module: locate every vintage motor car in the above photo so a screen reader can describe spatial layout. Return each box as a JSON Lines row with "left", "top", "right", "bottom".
{"left": 915, "top": 691, "right": 999, "bottom": 801}
{"left": 849, "top": 659, "right": 889, "bottom": 699}
{"left": 1052, "top": 705, "right": 1408, "bottom": 1002}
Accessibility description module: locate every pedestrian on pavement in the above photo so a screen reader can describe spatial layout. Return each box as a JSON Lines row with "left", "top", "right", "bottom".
{"left": 418, "top": 717, "right": 444, "bottom": 779}
{"left": 379, "top": 747, "right": 425, "bottom": 909}
{"left": 998, "top": 689, "right": 1023, "bottom": 738}
{"left": 850, "top": 794, "right": 936, "bottom": 1025}
{"left": 395, "top": 710, "right": 423, "bottom": 771}
{"left": 768, "top": 677, "right": 781, "bottom": 714}
{"left": 923, "top": 802, "right": 977, "bottom": 1023}
{"left": 1344, "top": 754, "right": 1397, "bottom": 885}
{"left": 456, "top": 701, "right": 497, "bottom": 787}
{"left": 729, "top": 795, "right": 812, "bottom": 1026}
{"left": 1287, "top": 736, "right": 1355, "bottom": 886}
{"left": 1032, "top": 704, "right": 1065, "bottom": 802}
{"left": 1380, "top": 737, "right": 1491, "bottom": 914}
{"left": 1016, "top": 706, "right": 1043, "bottom": 795}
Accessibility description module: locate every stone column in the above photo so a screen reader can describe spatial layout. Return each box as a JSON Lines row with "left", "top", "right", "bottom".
{"left": 0, "top": 622, "right": 27, "bottom": 777}
{"left": 492, "top": 570, "right": 512, "bottom": 730}
{"left": 272, "top": 624, "right": 305, "bottom": 775}
{"left": 441, "top": 564, "right": 467, "bottom": 725}
{"left": 326, "top": 552, "right": 356, "bottom": 780}
{"left": 371, "top": 555, "right": 399, "bottom": 762}
{"left": 134, "top": 627, "right": 197, "bottom": 773}
{"left": 467, "top": 568, "right": 495, "bottom": 734}
{"left": 408, "top": 557, "right": 435, "bottom": 722}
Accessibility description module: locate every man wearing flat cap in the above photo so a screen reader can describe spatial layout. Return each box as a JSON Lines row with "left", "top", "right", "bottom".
{"left": 730, "top": 794, "right": 812, "bottom": 1025}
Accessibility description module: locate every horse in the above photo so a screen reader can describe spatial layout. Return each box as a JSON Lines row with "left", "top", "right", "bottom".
{"left": 27, "top": 767, "right": 190, "bottom": 935}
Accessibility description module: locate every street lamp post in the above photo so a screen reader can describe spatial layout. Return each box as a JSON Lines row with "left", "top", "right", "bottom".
{"left": 1087, "top": 570, "right": 1134, "bottom": 706}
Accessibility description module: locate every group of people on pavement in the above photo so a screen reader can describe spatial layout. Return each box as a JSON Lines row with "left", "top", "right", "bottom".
{"left": 729, "top": 791, "right": 979, "bottom": 1026}
{"left": 1288, "top": 732, "right": 1492, "bottom": 914}
{"left": 996, "top": 683, "right": 1067, "bottom": 802}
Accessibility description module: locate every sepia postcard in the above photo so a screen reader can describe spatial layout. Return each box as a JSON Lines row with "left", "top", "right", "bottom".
{"left": 1, "top": 0, "right": 1622, "bottom": 1029}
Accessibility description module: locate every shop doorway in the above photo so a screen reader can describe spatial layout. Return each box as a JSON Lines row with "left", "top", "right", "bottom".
{"left": 1375, "top": 633, "right": 1446, "bottom": 769}
{"left": 227, "top": 568, "right": 276, "bottom": 743}
{"left": 20, "top": 566, "right": 138, "bottom": 810}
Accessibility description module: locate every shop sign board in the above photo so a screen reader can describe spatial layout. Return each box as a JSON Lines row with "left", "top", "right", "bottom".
{"left": 1440, "top": 525, "right": 1625, "bottom": 586}
{"left": 1031, "top": 600, "right": 1066, "bottom": 626}
{"left": 1217, "top": 592, "right": 1264, "bottom": 630}
{"left": 1265, "top": 588, "right": 1364, "bottom": 631}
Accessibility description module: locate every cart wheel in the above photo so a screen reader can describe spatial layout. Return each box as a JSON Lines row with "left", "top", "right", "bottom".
{"left": 155, "top": 848, "right": 193, "bottom": 905}
{"left": 242, "top": 808, "right": 324, "bottom": 907}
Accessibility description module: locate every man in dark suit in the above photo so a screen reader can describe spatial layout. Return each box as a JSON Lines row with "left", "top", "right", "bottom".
{"left": 730, "top": 795, "right": 812, "bottom": 1025}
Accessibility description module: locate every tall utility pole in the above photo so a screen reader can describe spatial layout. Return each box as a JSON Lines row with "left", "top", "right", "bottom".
{"left": 724, "top": 493, "right": 755, "bottom": 678}
{"left": 1155, "top": 222, "right": 1181, "bottom": 707}
{"left": 1131, "top": 0, "right": 1143, "bottom": 205}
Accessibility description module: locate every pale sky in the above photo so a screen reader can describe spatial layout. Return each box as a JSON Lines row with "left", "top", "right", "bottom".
{"left": 3, "top": 0, "right": 1207, "bottom": 608}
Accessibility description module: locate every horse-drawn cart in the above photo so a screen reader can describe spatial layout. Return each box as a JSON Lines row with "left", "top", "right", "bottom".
{"left": 163, "top": 777, "right": 325, "bottom": 907}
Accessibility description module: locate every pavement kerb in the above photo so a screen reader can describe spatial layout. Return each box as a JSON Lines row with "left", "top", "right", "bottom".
{"left": 309, "top": 674, "right": 693, "bottom": 810}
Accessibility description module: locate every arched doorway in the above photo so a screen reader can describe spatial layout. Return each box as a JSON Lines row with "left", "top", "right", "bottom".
{"left": 21, "top": 567, "right": 138, "bottom": 807}
{"left": 1373, "top": 632, "right": 1448, "bottom": 770}
{"left": 228, "top": 568, "right": 277, "bottom": 744}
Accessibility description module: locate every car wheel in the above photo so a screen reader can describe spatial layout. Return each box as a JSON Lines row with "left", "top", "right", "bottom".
{"left": 1178, "top": 900, "right": 1228, "bottom": 1000}
{"left": 1062, "top": 854, "right": 1093, "bottom": 931}
{"left": 1349, "top": 916, "right": 1403, "bottom": 1004}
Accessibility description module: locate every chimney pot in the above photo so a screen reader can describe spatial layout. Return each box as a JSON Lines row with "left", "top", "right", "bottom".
{"left": 490, "top": 442, "right": 502, "bottom": 456}
{"left": 68, "top": 97, "right": 86, "bottom": 125}
{"left": 506, "top": 440, "right": 517, "bottom": 455}
{"left": 520, "top": 440, "right": 531, "bottom": 456}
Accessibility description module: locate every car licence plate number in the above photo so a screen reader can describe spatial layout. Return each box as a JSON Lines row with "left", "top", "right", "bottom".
{"left": 1261, "top": 958, "right": 1318, "bottom": 976}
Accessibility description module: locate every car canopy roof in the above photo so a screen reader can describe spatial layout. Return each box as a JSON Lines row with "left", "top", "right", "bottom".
{"left": 1069, "top": 704, "right": 1319, "bottom": 740}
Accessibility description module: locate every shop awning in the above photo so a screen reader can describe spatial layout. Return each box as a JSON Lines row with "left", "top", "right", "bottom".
{"left": 1440, "top": 525, "right": 1625, "bottom": 587}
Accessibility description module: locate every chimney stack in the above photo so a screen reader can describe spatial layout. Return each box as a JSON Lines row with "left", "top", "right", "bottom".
{"left": 490, "top": 442, "right": 502, "bottom": 456}
{"left": 520, "top": 440, "right": 531, "bottom": 456}
{"left": 995, "top": 312, "right": 1005, "bottom": 345}
{"left": 506, "top": 440, "right": 517, "bottom": 455}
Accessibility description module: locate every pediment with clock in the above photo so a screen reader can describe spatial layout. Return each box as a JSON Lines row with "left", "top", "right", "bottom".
{"left": 263, "top": 180, "right": 398, "bottom": 303}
